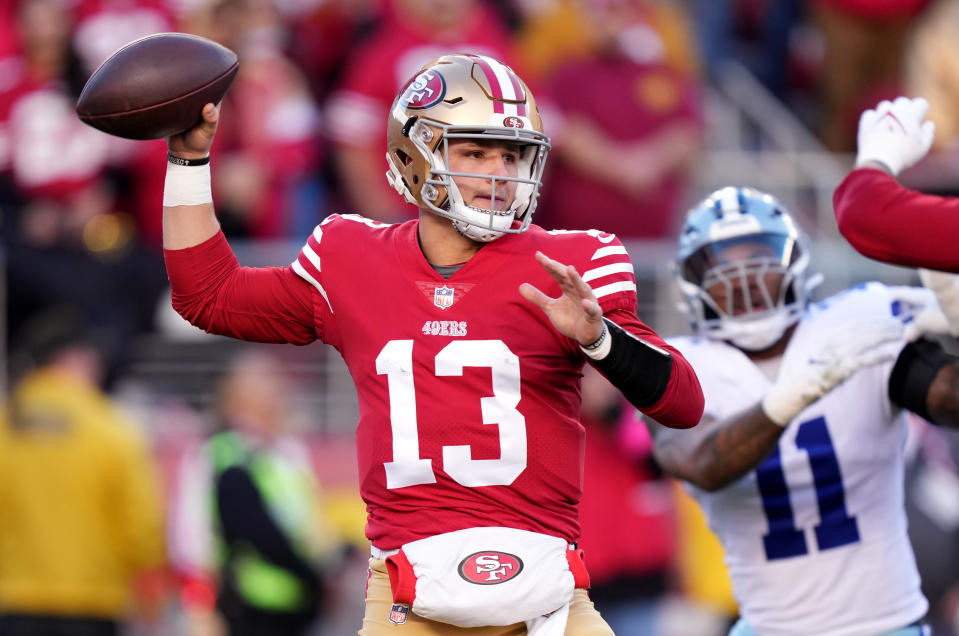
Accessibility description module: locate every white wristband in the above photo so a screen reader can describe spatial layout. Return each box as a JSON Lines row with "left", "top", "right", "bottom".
{"left": 163, "top": 160, "right": 212, "bottom": 207}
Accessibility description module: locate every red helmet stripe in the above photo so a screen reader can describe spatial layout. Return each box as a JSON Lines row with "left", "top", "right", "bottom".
{"left": 468, "top": 54, "right": 506, "bottom": 113}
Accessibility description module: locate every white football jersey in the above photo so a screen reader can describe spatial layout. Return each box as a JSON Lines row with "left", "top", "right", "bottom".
{"left": 665, "top": 282, "right": 929, "bottom": 636}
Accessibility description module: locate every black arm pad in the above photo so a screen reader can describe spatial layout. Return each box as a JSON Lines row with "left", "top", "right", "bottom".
{"left": 888, "top": 338, "right": 953, "bottom": 421}
{"left": 589, "top": 318, "right": 673, "bottom": 408}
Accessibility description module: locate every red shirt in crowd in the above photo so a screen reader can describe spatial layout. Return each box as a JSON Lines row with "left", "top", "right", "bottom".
{"left": 539, "top": 58, "right": 702, "bottom": 238}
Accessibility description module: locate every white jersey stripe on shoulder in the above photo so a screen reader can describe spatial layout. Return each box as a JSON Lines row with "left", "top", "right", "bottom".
{"left": 582, "top": 263, "right": 634, "bottom": 283}
{"left": 477, "top": 55, "right": 518, "bottom": 100}
{"left": 300, "top": 242, "right": 322, "bottom": 273}
{"left": 591, "top": 280, "right": 637, "bottom": 299}
{"left": 291, "top": 259, "right": 334, "bottom": 314}
{"left": 592, "top": 245, "right": 629, "bottom": 260}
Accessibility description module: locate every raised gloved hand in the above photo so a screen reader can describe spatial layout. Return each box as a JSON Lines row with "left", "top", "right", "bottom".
{"left": 762, "top": 316, "right": 904, "bottom": 426}
{"left": 855, "top": 96, "right": 935, "bottom": 176}
{"left": 918, "top": 269, "right": 959, "bottom": 335}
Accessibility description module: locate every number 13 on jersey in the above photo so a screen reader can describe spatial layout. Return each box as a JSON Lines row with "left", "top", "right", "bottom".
{"left": 376, "top": 339, "right": 528, "bottom": 489}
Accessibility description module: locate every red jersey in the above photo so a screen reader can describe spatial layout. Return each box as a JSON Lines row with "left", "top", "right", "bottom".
{"left": 834, "top": 167, "right": 959, "bottom": 273}
{"left": 164, "top": 215, "right": 702, "bottom": 549}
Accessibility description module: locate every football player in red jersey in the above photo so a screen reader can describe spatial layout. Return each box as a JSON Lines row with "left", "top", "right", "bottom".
{"left": 161, "top": 53, "right": 703, "bottom": 635}
{"left": 834, "top": 96, "right": 959, "bottom": 336}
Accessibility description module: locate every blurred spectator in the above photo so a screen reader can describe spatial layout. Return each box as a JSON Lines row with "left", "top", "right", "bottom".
{"left": 811, "top": 0, "right": 930, "bottom": 151}
{"left": 513, "top": 0, "right": 699, "bottom": 95}
{"left": 0, "top": 0, "right": 168, "bottom": 358}
{"left": 577, "top": 366, "right": 677, "bottom": 635}
{"left": 5, "top": 176, "right": 169, "bottom": 375}
{"left": 904, "top": 413, "right": 959, "bottom": 636}
{"left": 536, "top": 0, "right": 702, "bottom": 237}
{"left": 511, "top": 0, "right": 597, "bottom": 87}
{"left": 904, "top": 0, "right": 959, "bottom": 154}
{"left": 0, "top": 0, "right": 109, "bottom": 205}
{"left": 168, "top": 349, "right": 342, "bottom": 636}
{"left": 689, "top": 0, "right": 802, "bottom": 100}
{"left": 325, "top": 0, "right": 515, "bottom": 222}
{"left": 0, "top": 311, "right": 165, "bottom": 636}
{"left": 71, "top": 0, "right": 174, "bottom": 79}
{"left": 284, "top": 0, "right": 381, "bottom": 103}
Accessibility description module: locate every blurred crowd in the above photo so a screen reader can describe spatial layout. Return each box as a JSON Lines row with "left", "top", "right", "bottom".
{"left": 2, "top": 0, "right": 959, "bottom": 634}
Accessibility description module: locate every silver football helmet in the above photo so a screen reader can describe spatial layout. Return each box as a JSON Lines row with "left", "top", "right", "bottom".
{"left": 385, "top": 54, "right": 550, "bottom": 242}
{"left": 675, "top": 186, "right": 819, "bottom": 351}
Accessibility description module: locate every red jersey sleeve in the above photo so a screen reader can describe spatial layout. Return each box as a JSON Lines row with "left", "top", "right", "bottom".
{"left": 163, "top": 231, "right": 318, "bottom": 344}
{"left": 834, "top": 167, "right": 959, "bottom": 273}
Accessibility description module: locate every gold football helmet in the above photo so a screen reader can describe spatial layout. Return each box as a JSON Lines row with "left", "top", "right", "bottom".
{"left": 386, "top": 54, "right": 550, "bottom": 242}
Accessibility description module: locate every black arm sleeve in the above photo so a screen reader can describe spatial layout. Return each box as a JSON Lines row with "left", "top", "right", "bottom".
{"left": 216, "top": 466, "right": 320, "bottom": 589}
{"left": 590, "top": 318, "right": 673, "bottom": 408}
{"left": 888, "top": 338, "right": 953, "bottom": 421}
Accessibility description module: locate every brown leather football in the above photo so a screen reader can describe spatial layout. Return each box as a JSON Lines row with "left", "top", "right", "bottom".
{"left": 76, "top": 32, "right": 239, "bottom": 140}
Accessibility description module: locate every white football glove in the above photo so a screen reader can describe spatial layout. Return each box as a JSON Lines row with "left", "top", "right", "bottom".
{"left": 919, "top": 269, "right": 959, "bottom": 335}
{"left": 761, "top": 316, "right": 904, "bottom": 426}
{"left": 855, "top": 96, "right": 935, "bottom": 176}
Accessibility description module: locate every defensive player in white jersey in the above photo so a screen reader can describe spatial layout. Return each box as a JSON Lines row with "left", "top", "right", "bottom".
{"left": 159, "top": 53, "right": 704, "bottom": 635}
{"left": 648, "top": 186, "right": 959, "bottom": 636}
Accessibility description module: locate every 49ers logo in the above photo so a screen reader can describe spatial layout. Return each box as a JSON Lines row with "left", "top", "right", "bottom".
{"left": 400, "top": 71, "right": 447, "bottom": 109}
{"left": 458, "top": 551, "right": 524, "bottom": 584}
{"left": 503, "top": 116, "right": 524, "bottom": 128}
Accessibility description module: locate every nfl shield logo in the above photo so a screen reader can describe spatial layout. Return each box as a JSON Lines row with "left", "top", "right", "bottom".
{"left": 433, "top": 286, "right": 455, "bottom": 310}
{"left": 388, "top": 603, "right": 410, "bottom": 625}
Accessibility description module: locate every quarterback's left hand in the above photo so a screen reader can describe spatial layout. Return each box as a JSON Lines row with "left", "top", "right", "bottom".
{"left": 519, "top": 251, "right": 605, "bottom": 346}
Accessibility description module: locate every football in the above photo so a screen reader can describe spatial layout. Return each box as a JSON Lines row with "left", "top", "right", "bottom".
{"left": 76, "top": 32, "right": 239, "bottom": 140}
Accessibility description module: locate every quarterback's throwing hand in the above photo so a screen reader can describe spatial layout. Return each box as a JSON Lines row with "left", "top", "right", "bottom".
{"left": 168, "top": 102, "right": 220, "bottom": 160}
{"left": 519, "top": 251, "right": 605, "bottom": 346}
{"left": 855, "top": 96, "right": 935, "bottom": 176}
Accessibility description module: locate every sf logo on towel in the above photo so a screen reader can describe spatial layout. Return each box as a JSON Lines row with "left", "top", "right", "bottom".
{"left": 458, "top": 551, "right": 524, "bottom": 584}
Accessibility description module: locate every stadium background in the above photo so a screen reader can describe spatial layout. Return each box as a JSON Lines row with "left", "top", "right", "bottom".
{"left": 2, "top": 0, "right": 958, "bottom": 634}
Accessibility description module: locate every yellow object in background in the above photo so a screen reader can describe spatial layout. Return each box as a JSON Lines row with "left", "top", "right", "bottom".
{"left": 673, "top": 481, "right": 739, "bottom": 617}
{"left": 0, "top": 368, "right": 165, "bottom": 617}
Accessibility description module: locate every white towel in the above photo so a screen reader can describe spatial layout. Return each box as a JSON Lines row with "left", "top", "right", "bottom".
{"left": 525, "top": 602, "right": 570, "bottom": 636}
